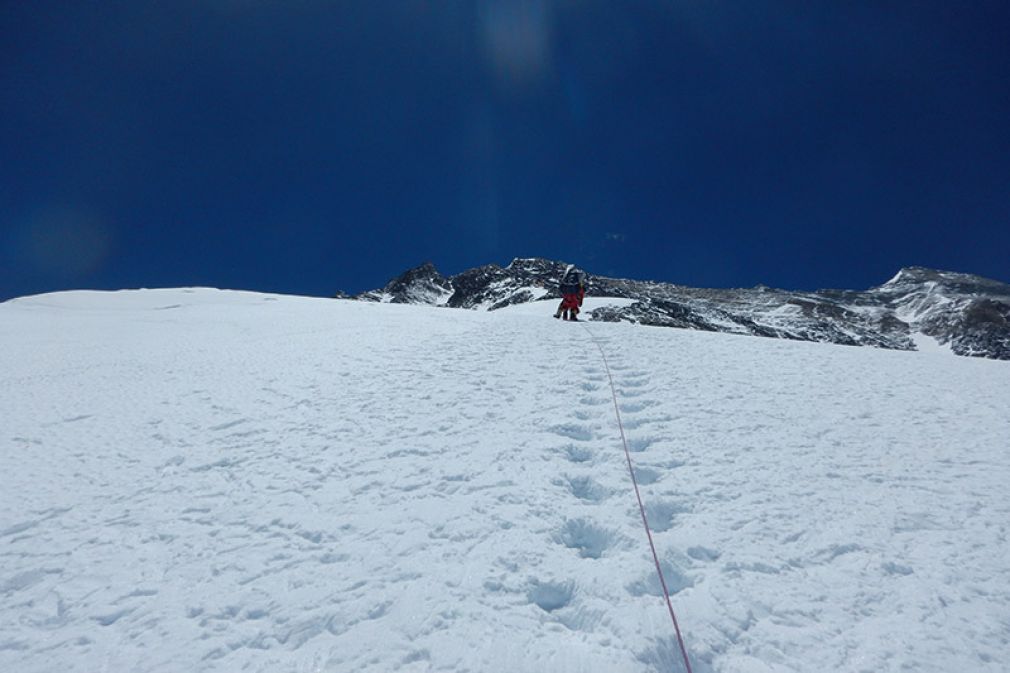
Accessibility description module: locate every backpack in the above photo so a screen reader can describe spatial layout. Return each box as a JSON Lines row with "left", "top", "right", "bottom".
{"left": 560, "top": 269, "right": 586, "bottom": 295}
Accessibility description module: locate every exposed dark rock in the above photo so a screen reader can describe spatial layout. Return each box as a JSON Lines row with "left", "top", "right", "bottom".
{"left": 355, "top": 259, "right": 1010, "bottom": 362}
{"left": 357, "top": 261, "right": 453, "bottom": 305}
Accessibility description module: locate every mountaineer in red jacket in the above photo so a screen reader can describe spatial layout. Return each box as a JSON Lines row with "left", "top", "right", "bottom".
{"left": 554, "top": 267, "right": 587, "bottom": 321}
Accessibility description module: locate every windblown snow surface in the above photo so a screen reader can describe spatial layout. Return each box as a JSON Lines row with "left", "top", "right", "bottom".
{"left": 2, "top": 289, "right": 1009, "bottom": 673}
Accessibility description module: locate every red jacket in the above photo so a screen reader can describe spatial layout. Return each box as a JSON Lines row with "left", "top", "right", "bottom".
{"left": 561, "top": 285, "right": 584, "bottom": 310}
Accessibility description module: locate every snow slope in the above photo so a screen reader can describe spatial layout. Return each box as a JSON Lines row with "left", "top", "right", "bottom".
{"left": 2, "top": 289, "right": 1009, "bottom": 673}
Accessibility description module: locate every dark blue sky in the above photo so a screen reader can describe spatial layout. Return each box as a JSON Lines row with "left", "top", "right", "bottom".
{"left": 3, "top": 1, "right": 1009, "bottom": 301}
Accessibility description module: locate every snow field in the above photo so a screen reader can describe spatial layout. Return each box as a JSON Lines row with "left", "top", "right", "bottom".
{"left": 2, "top": 289, "right": 1009, "bottom": 672}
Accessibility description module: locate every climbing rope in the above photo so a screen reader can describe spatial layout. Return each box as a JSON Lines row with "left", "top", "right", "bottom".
{"left": 581, "top": 322, "right": 694, "bottom": 673}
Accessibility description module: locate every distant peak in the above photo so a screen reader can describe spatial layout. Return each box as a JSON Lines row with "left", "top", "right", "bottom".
{"left": 882, "top": 267, "right": 940, "bottom": 286}
{"left": 880, "top": 266, "right": 1004, "bottom": 288}
{"left": 872, "top": 267, "right": 1010, "bottom": 303}
{"left": 408, "top": 261, "right": 441, "bottom": 275}
{"left": 378, "top": 262, "right": 452, "bottom": 301}
{"left": 505, "top": 257, "right": 564, "bottom": 272}
{"left": 386, "top": 262, "right": 443, "bottom": 283}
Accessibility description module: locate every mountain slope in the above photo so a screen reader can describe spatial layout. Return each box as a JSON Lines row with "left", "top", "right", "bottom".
{"left": 356, "top": 259, "right": 1010, "bottom": 360}
{"left": 2, "top": 289, "right": 1009, "bottom": 673}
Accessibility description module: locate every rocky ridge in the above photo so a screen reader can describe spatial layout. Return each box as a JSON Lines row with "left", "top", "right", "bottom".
{"left": 351, "top": 259, "right": 1010, "bottom": 361}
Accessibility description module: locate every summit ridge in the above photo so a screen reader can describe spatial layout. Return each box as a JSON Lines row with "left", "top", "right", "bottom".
{"left": 353, "top": 260, "right": 1010, "bottom": 361}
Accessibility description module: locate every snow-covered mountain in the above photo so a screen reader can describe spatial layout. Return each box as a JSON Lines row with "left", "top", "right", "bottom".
{"left": 355, "top": 259, "right": 1010, "bottom": 360}
{"left": 2, "top": 288, "right": 1009, "bottom": 673}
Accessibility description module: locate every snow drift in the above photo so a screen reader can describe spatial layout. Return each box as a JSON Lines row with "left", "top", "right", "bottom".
{"left": 2, "top": 288, "right": 1008, "bottom": 672}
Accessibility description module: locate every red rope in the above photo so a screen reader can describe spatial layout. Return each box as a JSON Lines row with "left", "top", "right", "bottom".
{"left": 582, "top": 324, "right": 694, "bottom": 673}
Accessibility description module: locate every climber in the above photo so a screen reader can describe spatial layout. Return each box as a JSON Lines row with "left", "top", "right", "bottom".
{"left": 554, "top": 266, "right": 587, "bottom": 321}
